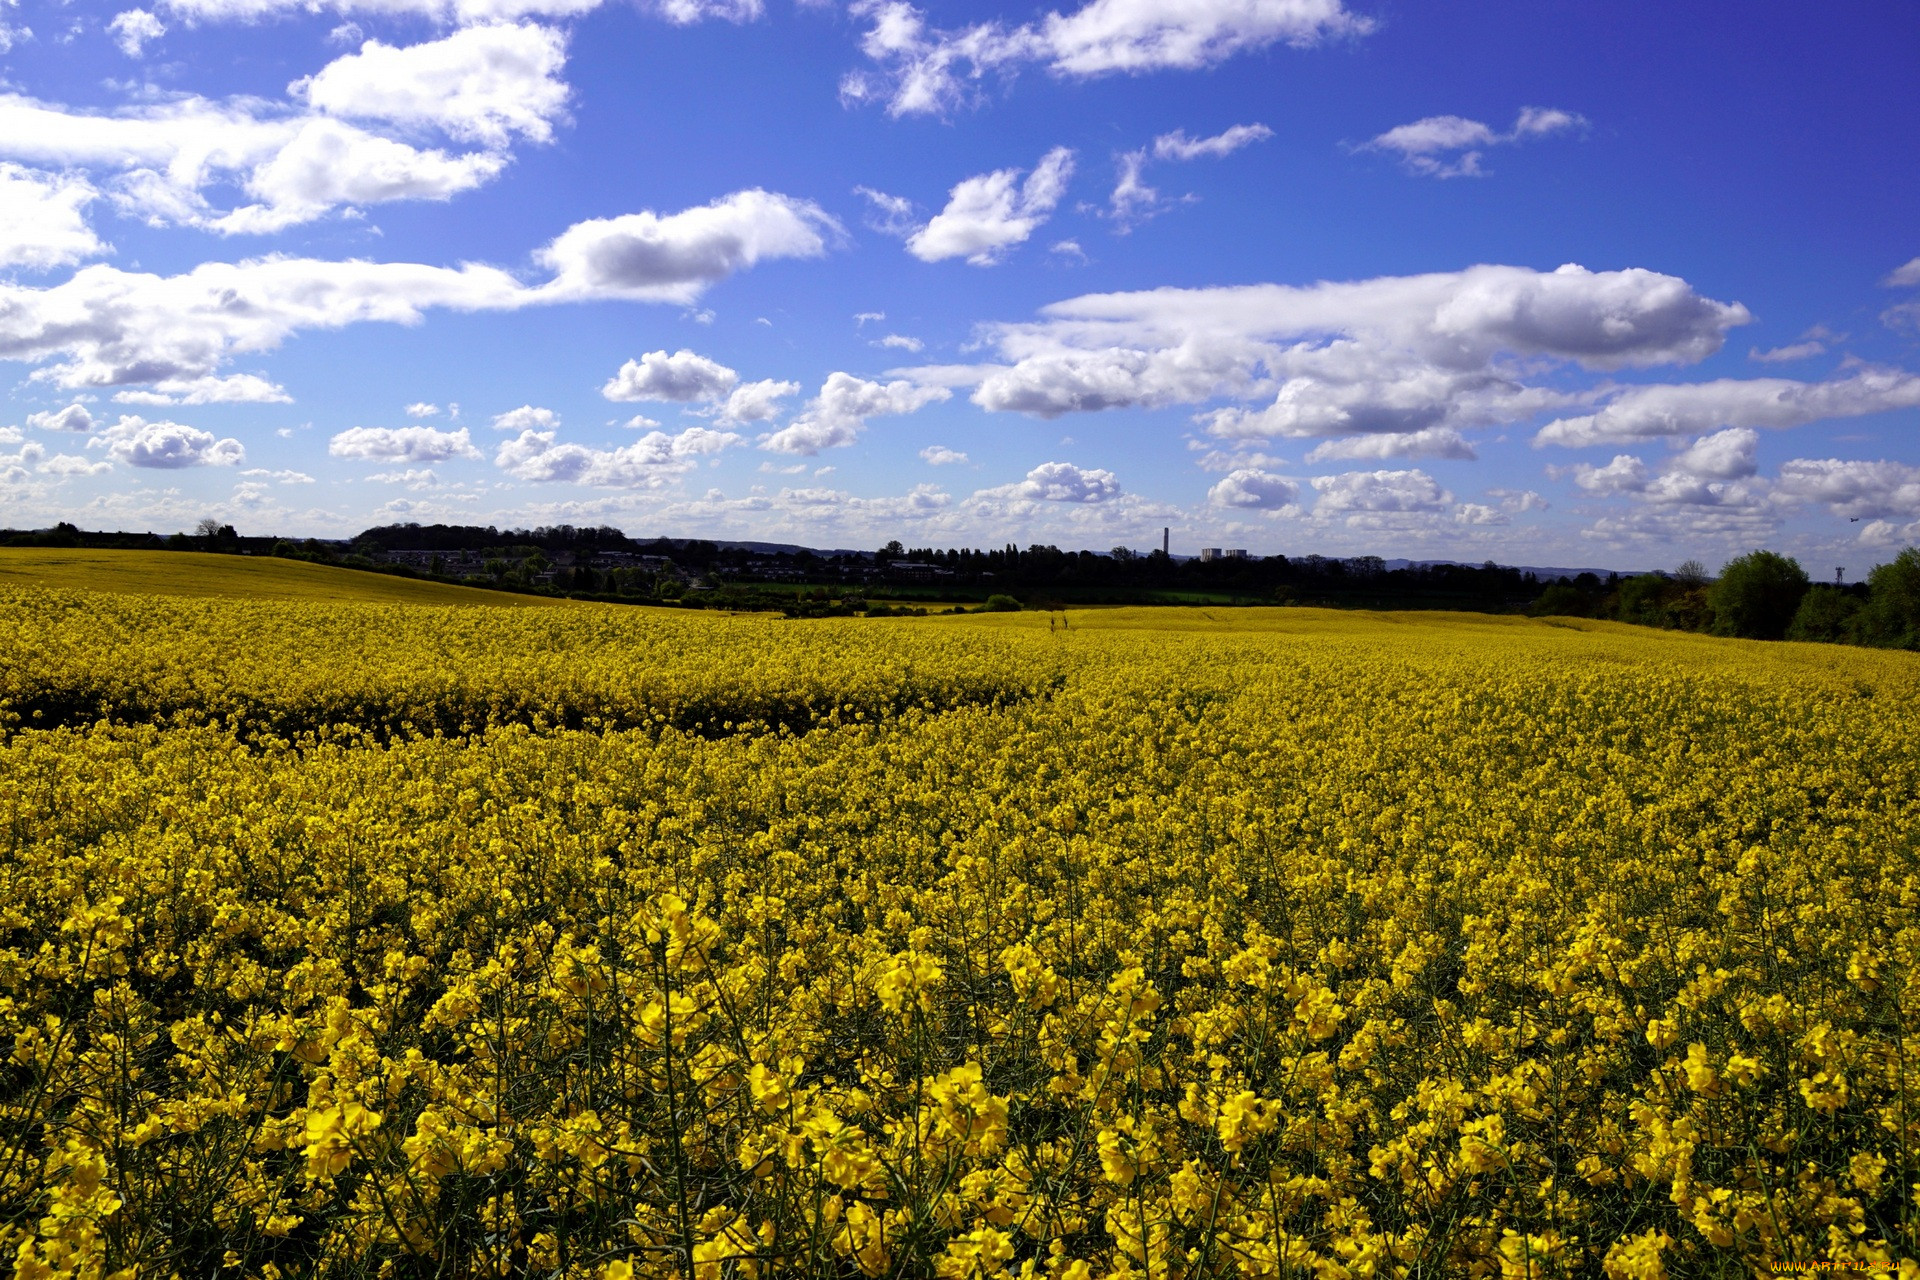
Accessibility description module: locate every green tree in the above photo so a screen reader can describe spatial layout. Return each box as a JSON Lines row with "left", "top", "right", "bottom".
{"left": 1530, "top": 582, "right": 1590, "bottom": 617}
{"left": 984, "top": 594, "right": 1021, "bottom": 612}
{"left": 1613, "top": 573, "right": 1672, "bottom": 626}
{"left": 1855, "top": 547, "right": 1920, "bottom": 649}
{"left": 1784, "top": 584, "right": 1861, "bottom": 643}
{"left": 1708, "top": 550, "right": 1809, "bottom": 640}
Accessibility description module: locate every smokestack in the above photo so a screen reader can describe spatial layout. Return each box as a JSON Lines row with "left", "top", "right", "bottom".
{"left": 1162, "top": 527, "right": 1169, "bottom": 557}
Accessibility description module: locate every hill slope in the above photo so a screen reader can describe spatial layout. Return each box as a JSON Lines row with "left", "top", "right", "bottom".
{"left": 0, "top": 548, "right": 566, "bottom": 606}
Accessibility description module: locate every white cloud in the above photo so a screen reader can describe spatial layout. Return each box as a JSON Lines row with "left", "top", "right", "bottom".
{"left": 1884, "top": 257, "right": 1920, "bottom": 289}
{"left": 874, "top": 333, "right": 924, "bottom": 351}
{"left": 241, "top": 467, "right": 316, "bottom": 482}
{"left": 112, "top": 373, "right": 291, "bottom": 405}
{"left": 946, "top": 264, "right": 1746, "bottom": 436}
{"left": 0, "top": 164, "right": 107, "bottom": 270}
{"left": 27, "top": 403, "right": 96, "bottom": 433}
{"left": 406, "top": 401, "right": 441, "bottom": 416}
{"left": 108, "top": 8, "right": 165, "bottom": 56}
{"left": 93, "top": 414, "right": 245, "bottom": 468}
{"left": 601, "top": 348, "right": 738, "bottom": 401}
{"left": 1556, "top": 428, "right": 1768, "bottom": 512}
{"left": 494, "top": 423, "right": 740, "bottom": 487}
{"left": 0, "top": 68, "right": 532, "bottom": 235}
{"left": 906, "top": 147, "right": 1074, "bottom": 265}
{"left": 842, "top": 0, "right": 1368, "bottom": 117}
{"left": 328, "top": 424, "right": 481, "bottom": 462}
{"left": 652, "top": 0, "right": 763, "bottom": 25}
{"left": 622, "top": 414, "right": 660, "bottom": 429}
{"left": 759, "top": 372, "right": 950, "bottom": 454}
{"left": 490, "top": 405, "right": 558, "bottom": 431}
{"left": 1534, "top": 368, "right": 1920, "bottom": 446}
{"left": 536, "top": 189, "right": 838, "bottom": 303}
{"left": 160, "top": 0, "right": 604, "bottom": 28}
{"left": 1208, "top": 467, "right": 1296, "bottom": 508}
{"left": 1110, "top": 123, "right": 1271, "bottom": 226}
{"left": 1363, "top": 106, "right": 1585, "bottom": 178}
{"left": 1311, "top": 468, "right": 1450, "bottom": 514}
{"left": 0, "top": 191, "right": 828, "bottom": 395}
{"left": 1565, "top": 453, "right": 1649, "bottom": 495}
{"left": 1750, "top": 340, "right": 1826, "bottom": 363}
{"left": 293, "top": 23, "right": 569, "bottom": 149}
{"left": 1670, "top": 426, "right": 1759, "bottom": 480}
{"left": 854, "top": 187, "right": 917, "bottom": 238}
{"left": 1152, "top": 122, "right": 1272, "bottom": 161}
{"left": 1305, "top": 426, "right": 1475, "bottom": 461}
{"left": 977, "top": 459, "right": 1120, "bottom": 503}
{"left": 1776, "top": 458, "right": 1920, "bottom": 520}
{"left": 718, "top": 378, "right": 800, "bottom": 424}
{"left": 40, "top": 453, "right": 114, "bottom": 476}
{"left": 920, "top": 444, "right": 968, "bottom": 465}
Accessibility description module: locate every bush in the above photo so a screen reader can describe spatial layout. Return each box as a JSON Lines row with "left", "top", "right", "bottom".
{"left": 1785, "top": 584, "right": 1861, "bottom": 643}
{"left": 1856, "top": 547, "right": 1920, "bottom": 649}
{"left": 1612, "top": 573, "right": 1671, "bottom": 626}
{"left": 984, "top": 594, "right": 1022, "bottom": 612}
{"left": 1530, "top": 582, "right": 1589, "bottom": 617}
{"left": 1709, "top": 550, "right": 1809, "bottom": 640}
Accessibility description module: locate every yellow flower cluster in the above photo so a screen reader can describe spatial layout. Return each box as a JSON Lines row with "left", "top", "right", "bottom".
{"left": 0, "top": 590, "right": 1916, "bottom": 1277}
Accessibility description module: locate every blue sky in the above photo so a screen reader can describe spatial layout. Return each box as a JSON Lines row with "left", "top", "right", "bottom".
{"left": 2, "top": 0, "right": 1917, "bottom": 569}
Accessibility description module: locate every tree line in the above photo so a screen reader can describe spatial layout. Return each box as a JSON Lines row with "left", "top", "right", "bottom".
{"left": 1533, "top": 548, "right": 1920, "bottom": 649}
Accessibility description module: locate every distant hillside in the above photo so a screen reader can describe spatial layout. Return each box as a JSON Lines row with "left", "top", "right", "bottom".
{"left": 0, "top": 549, "right": 573, "bottom": 606}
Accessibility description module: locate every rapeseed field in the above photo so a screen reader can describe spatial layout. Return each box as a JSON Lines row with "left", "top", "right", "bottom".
{"left": 1, "top": 587, "right": 1915, "bottom": 1278}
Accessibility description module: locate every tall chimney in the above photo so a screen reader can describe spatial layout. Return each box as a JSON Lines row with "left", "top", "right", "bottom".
{"left": 1162, "top": 527, "right": 1169, "bottom": 557}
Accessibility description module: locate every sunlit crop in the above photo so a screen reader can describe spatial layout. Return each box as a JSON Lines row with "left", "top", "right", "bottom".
{"left": 1, "top": 589, "right": 1915, "bottom": 1277}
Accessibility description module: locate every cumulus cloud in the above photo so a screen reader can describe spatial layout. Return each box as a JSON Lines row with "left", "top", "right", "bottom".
{"left": 1557, "top": 429, "right": 1766, "bottom": 512}
{"left": 907, "top": 148, "right": 1074, "bottom": 265}
{"left": 1670, "top": 426, "right": 1759, "bottom": 480}
{"left": 0, "top": 190, "right": 832, "bottom": 396}
{"left": 1208, "top": 467, "right": 1296, "bottom": 508}
{"left": 874, "top": 333, "right": 924, "bottom": 351}
{"left": 601, "top": 348, "right": 739, "bottom": 401}
{"left": 920, "top": 444, "right": 968, "bottom": 465}
{"left": 107, "top": 8, "right": 165, "bottom": 56}
{"left": 1884, "top": 257, "right": 1920, "bottom": 289}
{"left": 1363, "top": 106, "right": 1585, "bottom": 178}
{"left": 1304, "top": 426, "right": 1475, "bottom": 462}
{"left": 0, "top": 164, "right": 107, "bottom": 271}
{"left": 293, "top": 23, "right": 569, "bottom": 149}
{"left": 406, "top": 401, "right": 441, "bottom": 417}
{"left": 718, "top": 379, "right": 800, "bottom": 424}
{"left": 27, "top": 404, "right": 96, "bottom": 433}
{"left": 977, "top": 459, "right": 1121, "bottom": 503}
{"left": 328, "top": 424, "right": 481, "bottom": 462}
{"left": 1565, "top": 453, "right": 1649, "bottom": 496}
{"left": 0, "top": 25, "right": 573, "bottom": 234}
{"left": 93, "top": 414, "right": 245, "bottom": 468}
{"left": 759, "top": 373, "right": 949, "bottom": 454}
{"left": 1776, "top": 458, "right": 1920, "bottom": 520}
{"left": 932, "top": 263, "right": 1747, "bottom": 459}
{"left": 1534, "top": 368, "right": 1920, "bottom": 446}
{"left": 1311, "top": 468, "right": 1451, "bottom": 514}
{"left": 841, "top": 0, "right": 1369, "bottom": 117}
{"left": 40, "top": 452, "right": 114, "bottom": 476}
{"left": 537, "top": 189, "right": 838, "bottom": 302}
{"left": 494, "top": 423, "right": 740, "bottom": 487}
{"left": 490, "top": 405, "right": 558, "bottom": 432}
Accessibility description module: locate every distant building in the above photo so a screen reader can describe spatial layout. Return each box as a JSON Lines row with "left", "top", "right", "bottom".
{"left": 1199, "top": 547, "right": 1224, "bottom": 562}
{"left": 1224, "top": 549, "right": 1249, "bottom": 560}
